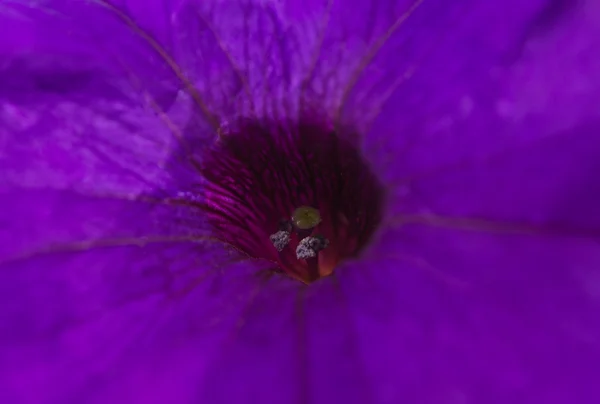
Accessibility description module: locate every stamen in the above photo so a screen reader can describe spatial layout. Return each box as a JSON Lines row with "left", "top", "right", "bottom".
{"left": 296, "top": 235, "right": 329, "bottom": 260}
{"left": 270, "top": 230, "right": 291, "bottom": 252}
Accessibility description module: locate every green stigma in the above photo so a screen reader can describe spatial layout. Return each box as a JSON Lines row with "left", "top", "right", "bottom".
{"left": 292, "top": 206, "right": 321, "bottom": 230}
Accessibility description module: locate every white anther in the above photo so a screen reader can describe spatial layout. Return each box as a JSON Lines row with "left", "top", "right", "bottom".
{"left": 270, "top": 230, "right": 290, "bottom": 252}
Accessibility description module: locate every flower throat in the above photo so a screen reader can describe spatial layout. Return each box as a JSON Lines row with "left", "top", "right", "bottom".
{"left": 199, "top": 119, "right": 384, "bottom": 283}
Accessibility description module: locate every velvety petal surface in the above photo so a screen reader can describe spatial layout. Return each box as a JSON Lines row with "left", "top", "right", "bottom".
{"left": 1, "top": 0, "right": 600, "bottom": 403}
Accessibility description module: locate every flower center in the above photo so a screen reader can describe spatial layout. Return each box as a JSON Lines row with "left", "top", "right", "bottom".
{"left": 200, "top": 118, "right": 383, "bottom": 283}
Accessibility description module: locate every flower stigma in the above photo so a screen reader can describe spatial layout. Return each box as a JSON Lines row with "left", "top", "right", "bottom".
{"left": 292, "top": 206, "right": 322, "bottom": 230}
{"left": 199, "top": 119, "right": 384, "bottom": 283}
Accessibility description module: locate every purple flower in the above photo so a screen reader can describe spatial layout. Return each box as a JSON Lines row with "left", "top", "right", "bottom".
{"left": 2, "top": 0, "right": 600, "bottom": 402}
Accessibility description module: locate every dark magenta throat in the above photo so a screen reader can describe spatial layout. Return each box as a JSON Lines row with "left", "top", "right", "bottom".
{"left": 200, "top": 119, "right": 384, "bottom": 283}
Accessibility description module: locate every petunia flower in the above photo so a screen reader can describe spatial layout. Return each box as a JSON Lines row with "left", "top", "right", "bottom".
{"left": 1, "top": 0, "right": 600, "bottom": 402}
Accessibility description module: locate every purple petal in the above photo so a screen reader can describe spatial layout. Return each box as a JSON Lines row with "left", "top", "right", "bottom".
{"left": 2, "top": 0, "right": 600, "bottom": 403}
